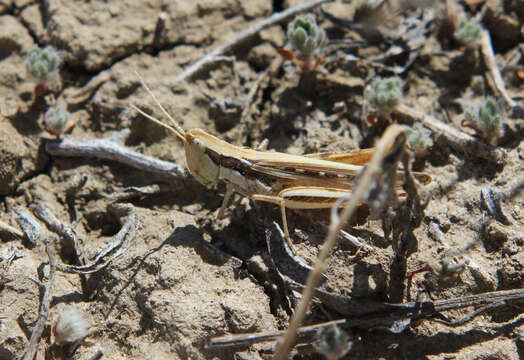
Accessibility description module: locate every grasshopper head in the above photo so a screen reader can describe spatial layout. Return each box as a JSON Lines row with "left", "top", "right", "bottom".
{"left": 185, "top": 131, "right": 220, "bottom": 188}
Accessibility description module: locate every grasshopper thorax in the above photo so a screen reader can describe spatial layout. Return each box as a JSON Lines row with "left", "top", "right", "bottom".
{"left": 185, "top": 131, "right": 220, "bottom": 188}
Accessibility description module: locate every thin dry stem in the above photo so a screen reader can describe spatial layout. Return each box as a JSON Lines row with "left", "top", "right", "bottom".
{"left": 432, "top": 301, "right": 505, "bottom": 327}
{"left": 32, "top": 204, "right": 85, "bottom": 265}
{"left": 273, "top": 124, "right": 408, "bottom": 359}
{"left": 211, "top": 288, "right": 524, "bottom": 349}
{"left": 479, "top": 29, "right": 517, "bottom": 109}
{"left": 0, "top": 220, "right": 24, "bottom": 240}
{"left": 211, "top": 319, "right": 346, "bottom": 347}
{"left": 14, "top": 209, "right": 43, "bottom": 247}
{"left": 45, "top": 129, "right": 189, "bottom": 181}
{"left": 240, "top": 57, "right": 283, "bottom": 125}
{"left": 21, "top": 239, "right": 57, "bottom": 360}
{"left": 395, "top": 103, "right": 505, "bottom": 164}
{"left": 61, "top": 70, "right": 110, "bottom": 105}
{"left": 174, "top": 0, "right": 332, "bottom": 83}
{"left": 55, "top": 204, "right": 138, "bottom": 275}
{"left": 339, "top": 230, "right": 372, "bottom": 251}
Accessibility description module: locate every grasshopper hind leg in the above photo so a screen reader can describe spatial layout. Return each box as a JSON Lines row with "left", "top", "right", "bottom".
{"left": 219, "top": 187, "right": 297, "bottom": 254}
{"left": 278, "top": 200, "right": 294, "bottom": 251}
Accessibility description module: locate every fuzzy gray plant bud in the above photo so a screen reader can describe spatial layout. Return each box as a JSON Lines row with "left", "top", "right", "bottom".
{"left": 367, "top": 76, "right": 403, "bottom": 114}
{"left": 26, "top": 45, "right": 62, "bottom": 82}
{"left": 44, "top": 103, "right": 71, "bottom": 136}
{"left": 287, "top": 14, "right": 326, "bottom": 62}
{"left": 406, "top": 123, "right": 433, "bottom": 156}
{"left": 454, "top": 18, "right": 481, "bottom": 46}
{"left": 53, "top": 307, "right": 90, "bottom": 345}
{"left": 434, "top": 257, "right": 467, "bottom": 282}
{"left": 313, "top": 324, "right": 352, "bottom": 360}
{"left": 463, "top": 96, "right": 504, "bottom": 145}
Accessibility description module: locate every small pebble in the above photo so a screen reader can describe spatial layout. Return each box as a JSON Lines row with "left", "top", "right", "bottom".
{"left": 482, "top": 221, "right": 509, "bottom": 251}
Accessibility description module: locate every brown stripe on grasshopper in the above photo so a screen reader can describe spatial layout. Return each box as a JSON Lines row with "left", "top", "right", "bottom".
{"left": 203, "top": 145, "right": 360, "bottom": 194}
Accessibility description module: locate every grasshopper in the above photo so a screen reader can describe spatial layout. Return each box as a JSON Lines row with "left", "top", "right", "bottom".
{"left": 131, "top": 72, "right": 430, "bottom": 250}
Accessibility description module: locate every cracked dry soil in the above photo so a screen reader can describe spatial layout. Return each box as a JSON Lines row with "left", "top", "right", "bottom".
{"left": 1, "top": 0, "right": 524, "bottom": 359}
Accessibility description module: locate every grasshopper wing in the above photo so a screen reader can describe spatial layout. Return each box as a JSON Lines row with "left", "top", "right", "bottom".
{"left": 305, "top": 148, "right": 375, "bottom": 165}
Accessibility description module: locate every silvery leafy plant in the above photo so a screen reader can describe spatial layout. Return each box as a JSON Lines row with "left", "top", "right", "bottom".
{"left": 26, "top": 45, "right": 62, "bottom": 95}
{"left": 406, "top": 123, "right": 433, "bottom": 156}
{"left": 26, "top": 45, "right": 61, "bottom": 82}
{"left": 313, "top": 324, "right": 352, "bottom": 360}
{"left": 463, "top": 96, "right": 504, "bottom": 145}
{"left": 454, "top": 18, "right": 482, "bottom": 46}
{"left": 367, "top": 76, "right": 403, "bottom": 114}
{"left": 44, "top": 103, "right": 71, "bottom": 137}
{"left": 287, "top": 13, "right": 326, "bottom": 69}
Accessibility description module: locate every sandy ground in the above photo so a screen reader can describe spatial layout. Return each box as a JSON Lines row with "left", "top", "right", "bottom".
{"left": 0, "top": 0, "right": 523, "bottom": 359}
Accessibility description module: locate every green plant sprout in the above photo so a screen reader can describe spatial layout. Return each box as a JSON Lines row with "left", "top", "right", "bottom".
{"left": 462, "top": 96, "right": 504, "bottom": 146}
{"left": 43, "top": 103, "right": 72, "bottom": 137}
{"left": 313, "top": 324, "right": 352, "bottom": 360}
{"left": 26, "top": 45, "right": 62, "bottom": 95}
{"left": 454, "top": 18, "right": 481, "bottom": 46}
{"left": 406, "top": 123, "right": 433, "bottom": 156}
{"left": 284, "top": 13, "right": 326, "bottom": 71}
{"left": 366, "top": 76, "right": 403, "bottom": 114}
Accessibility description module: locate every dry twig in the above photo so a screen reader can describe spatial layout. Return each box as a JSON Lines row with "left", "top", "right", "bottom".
{"left": 109, "top": 184, "right": 164, "bottom": 201}
{"left": 0, "top": 244, "right": 24, "bottom": 268}
{"left": 243, "top": 56, "right": 283, "bottom": 120}
{"left": 432, "top": 301, "right": 505, "bottom": 327}
{"left": 395, "top": 103, "right": 505, "bottom": 164}
{"left": 54, "top": 204, "right": 138, "bottom": 275}
{"left": 61, "top": 70, "right": 111, "bottom": 105}
{"left": 479, "top": 29, "right": 520, "bottom": 113}
{"left": 173, "top": 0, "right": 332, "bottom": 83}
{"left": 21, "top": 239, "right": 57, "bottom": 360}
{"left": 210, "top": 319, "right": 346, "bottom": 348}
{"left": 45, "top": 129, "right": 189, "bottom": 181}
{"left": 339, "top": 230, "right": 372, "bottom": 252}
{"left": 14, "top": 209, "right": 43, "bottom": 247}
{"left": 305, "top": 287, "right": 524, "bottom": 329}
{"left": 266, "top": 222, "right": 327, "bottom": 286}
{"left": 274, "top": 125, "right": 409, "bottom": 359}
{"left": 86, "top": 349, "right": 104, "bottom": 360}
{"left": 212, "top": 288, "right": 524, "bottom": 349}
{"left": 225, "top": 56, "right": 283, "bottom": 145}
{"left": 32, "top": 204, "right": 85, "bottom": 265}
{"left": 480, "top": 187, "right": 510, "bottom": 225}
{"left": 239, "top": 57, "right": 283, "bottom": 126}
{"left": 0, "top": 220, "right": 24, "bottom": 240}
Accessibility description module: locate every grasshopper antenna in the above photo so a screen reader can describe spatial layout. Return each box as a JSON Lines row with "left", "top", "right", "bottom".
{"left": 130, "top": 104, "right": 185, "bottom": 142}
{"left": 132, "top": 70, "right": 186, "bottom": 143}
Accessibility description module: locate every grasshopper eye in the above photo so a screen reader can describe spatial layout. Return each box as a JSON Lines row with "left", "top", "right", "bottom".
{"left": 193, "top": 138, "right": 206, "bottom": 151}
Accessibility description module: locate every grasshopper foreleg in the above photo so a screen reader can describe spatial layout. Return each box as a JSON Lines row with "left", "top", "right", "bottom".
{"left": 217, "top": 183, "right": 235, "bottom": 219}
{"left": 251, "top": 194, "right": 295, "bottom": 252}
